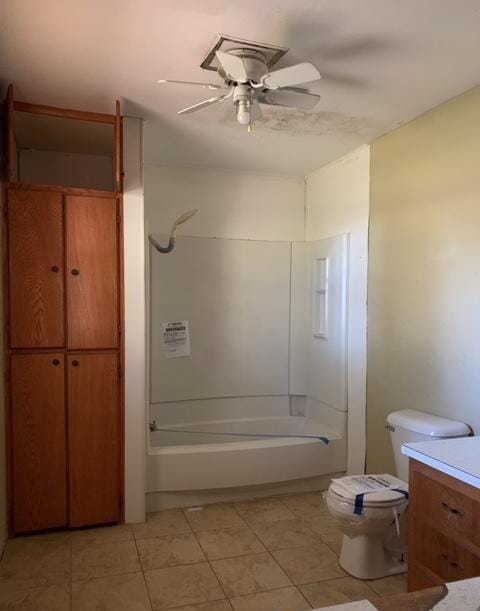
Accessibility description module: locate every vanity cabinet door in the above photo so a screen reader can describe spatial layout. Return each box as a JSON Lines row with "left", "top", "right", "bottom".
{"left": 11, "top": 354, "right": 67, "bottom": 533}
{"left": 408, "top": 459, "right": 480, "bottom": 591}
{"left": 8, "top": 189, "right": 64, "bottom": 348}
{"left": 413, "top": 518, "right": 480, "bottom": 582}
{"left": 410, "top": 471, "right": 480, "bottom": 549}
{"left": 68, "top": 353, "right": 120, "bottom": 527}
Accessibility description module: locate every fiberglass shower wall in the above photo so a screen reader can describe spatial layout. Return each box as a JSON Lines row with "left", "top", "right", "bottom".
{"left": 149, "top": 233, "right": 349, "bottom": 443}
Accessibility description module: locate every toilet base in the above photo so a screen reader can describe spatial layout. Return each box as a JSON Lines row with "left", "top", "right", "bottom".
{"left": 339, "top": 533, "right": 407, "bottom": 580}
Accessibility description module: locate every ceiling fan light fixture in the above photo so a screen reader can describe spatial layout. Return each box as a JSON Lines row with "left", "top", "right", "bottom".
{"left": 236, "top": 99, "right": 251, "bottom": 126}
{"left": 158, "top": 40, "right": 322, "bottom": 128}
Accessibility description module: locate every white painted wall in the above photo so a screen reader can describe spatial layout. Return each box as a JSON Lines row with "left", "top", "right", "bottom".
{"left": 123, "top": 118, "right": 146, "bottom": 523}
{"left": 145, "top": 165, "right": 305, "bottom": 242}
{"left": 19, "top": 149, "right": 114, "bottom": 191}
{"left": 305, "top": 146, "right": 370, "bottom": 474}
{"left": 368, "top": 87, "right": 480, "bottom": 474}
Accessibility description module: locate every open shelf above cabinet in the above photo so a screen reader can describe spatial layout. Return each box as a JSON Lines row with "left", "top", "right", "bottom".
{"left": 6, "top": 85, "right": 123, "bottom": 193}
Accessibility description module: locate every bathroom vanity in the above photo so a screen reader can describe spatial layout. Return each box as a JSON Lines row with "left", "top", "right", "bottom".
{"left": 402, "top": 436, "right": 480, "bottom": 592}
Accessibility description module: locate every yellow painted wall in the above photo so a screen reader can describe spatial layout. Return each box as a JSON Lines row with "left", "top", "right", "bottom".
{"left": 368, "top": 86, "right": 480, "bottom": 473}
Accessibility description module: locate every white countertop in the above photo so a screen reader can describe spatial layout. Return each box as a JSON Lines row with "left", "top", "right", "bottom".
{"left": 402, "top": 435, "right": 480, "bottom": 489}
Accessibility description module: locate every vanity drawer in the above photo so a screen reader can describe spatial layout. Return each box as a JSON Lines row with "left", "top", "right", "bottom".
{"left": 413, "top": 518, "right": 480, "bottom": 582}
{"left": 410, "top": 471, "right": 480, "bottom": 549}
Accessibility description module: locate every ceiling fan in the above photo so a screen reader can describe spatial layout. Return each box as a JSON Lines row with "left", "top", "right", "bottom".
{"left": 158, "top": 49, "right": 321, "bottom": 131}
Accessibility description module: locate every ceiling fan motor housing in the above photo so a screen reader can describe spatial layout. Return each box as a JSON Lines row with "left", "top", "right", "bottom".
{"left": 218, "top": 48, "right": 268, "bottom": 84}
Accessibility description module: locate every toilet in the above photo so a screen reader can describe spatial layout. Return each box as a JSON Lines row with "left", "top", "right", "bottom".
{"left": 326, "top": 409, "right": 471, "bottom": 580}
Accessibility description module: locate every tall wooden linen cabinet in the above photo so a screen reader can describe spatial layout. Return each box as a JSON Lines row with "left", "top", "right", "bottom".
{"left": 3, "top": 86, "right": 125, "bottom": 534}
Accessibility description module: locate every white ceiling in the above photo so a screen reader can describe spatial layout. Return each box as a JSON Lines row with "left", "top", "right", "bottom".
{"left": 2, "top": 0, "right": 480, "bottom": 176}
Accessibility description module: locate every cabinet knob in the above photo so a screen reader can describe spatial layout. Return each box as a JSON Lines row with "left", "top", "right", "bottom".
{"left": 71, "top": 360, "right": 79, "bottom": 367}
{"left": 51, "top": 265, "right": 60, "bottom": 273}
{"left": 52, "top": 358, "right": 60, "bottom": 366}
{"left": 71, "top": 269, "right": 80, "bottom": 276}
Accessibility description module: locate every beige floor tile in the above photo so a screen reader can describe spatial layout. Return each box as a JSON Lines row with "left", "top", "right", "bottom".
{"left": 137, "top": 532, "right": 206, "bottom": 570}
{"left": 230, "top": 586, "right": 312, "bottom": 611}
{"left": 72, "top": 539, "right": 140, "bottom": 581}
{"left": 72, "top": 572, "right": 151, "bottom": 610}
{"left": 367, "top": 574, "right": 408, "bottom": 597}
{"left": 210, "top": 552, "right": 291, "bottom": 597}
{"left": 321, "top": 530, "right": 344, "bottom": 555}
{"left": 306, "top": 514, "right": 343, "bottom": 537}
{"left": 250, "top": 519, "right": 324, "bottom": 551}
{"left": 300, "top": 576, "right": 379, "bottom": 608}
{"left": 0, "top": 583, "right": 70, "bottom": 611}
{"left": 0, "top": 538, "right": 71, "bottom": 590}
{"left": 272, "top": 544, "right": 345, "bottom": 585}
{"left": 234, "top": 499, "right": 295, "bottom": 525}
{"left": 184, "top": 504, "right": 246, "bottom": 532}
{"left": 71, "top": 524, "right": 134, "bottom": 550}
{"left": 173, "top": 602, "right": 232, "bottom": 611}
{"left": 133, "top": 509, "right": 191, "bottom": 540}
{"left": 196, "top": 527, "right": 265, "bottom": 560}
{"left": 281, "top": 493, "right": 329, "bottom": 519}
{"left": 145, "top": 562, "right": 225, "bottom": 610}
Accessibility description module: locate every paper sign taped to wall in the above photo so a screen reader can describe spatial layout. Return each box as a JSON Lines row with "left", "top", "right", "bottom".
{"left": 162, "top": 321, "right": 191, "bottom": 358}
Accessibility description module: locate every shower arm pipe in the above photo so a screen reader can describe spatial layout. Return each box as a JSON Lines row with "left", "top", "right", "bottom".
{"left": 148, "top": 209, "right": 198, "bottom": 253}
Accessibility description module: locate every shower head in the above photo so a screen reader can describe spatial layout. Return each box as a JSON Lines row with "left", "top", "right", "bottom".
{"left": 149, "top": 208, "right": 198, "bottom": 254}
{"left": 170, "top": 209, "right": 198, "bottom": 239}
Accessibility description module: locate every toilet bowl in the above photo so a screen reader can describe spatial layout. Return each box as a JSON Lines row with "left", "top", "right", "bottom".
{"left": 326, "top": 409, "right": 471, "bottom": 580}
{"left": 326, "top": 475, "right": 408, "bottom": 580}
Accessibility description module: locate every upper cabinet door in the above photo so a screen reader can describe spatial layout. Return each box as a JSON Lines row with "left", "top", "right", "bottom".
{"left": 8, "top": 189, "right": 64, "bottom": 348}
{"left": 66, "top": 195, "right": 119, "bottom": 349}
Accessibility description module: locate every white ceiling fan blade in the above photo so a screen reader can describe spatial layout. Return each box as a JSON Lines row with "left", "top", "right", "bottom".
{"left": 158, "top": 79, "right": 225, "bottom": 90}
{"left": 259, "top": 88, "right": 320, "bottom": 110}
{"left": 251, "top": 99, "right": 263, "bottom": 121}
{"left": 215, "top": 51, "right": 249, "bottom": 82}
{"left": 177, "top": 93, "right": 230, "bottom": 115}
{"left": 261, "top": 62, "right": 321, "bottom": 89}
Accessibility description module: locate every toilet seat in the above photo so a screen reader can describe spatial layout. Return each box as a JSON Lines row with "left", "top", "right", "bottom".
{"left": 329, "top": 474, "right": 408, "bottom": 508}
{"left": 329, "top": 480, "right": 408, "bottom": 509}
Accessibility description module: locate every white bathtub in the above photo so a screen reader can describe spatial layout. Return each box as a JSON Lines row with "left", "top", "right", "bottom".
{"left": 147, "top": 398, "right": 347, "bottom": 493}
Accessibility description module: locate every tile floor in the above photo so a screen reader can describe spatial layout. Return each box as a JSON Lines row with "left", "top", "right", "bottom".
{"left": 0, "top": 492, "right": 407, "bottom": 610}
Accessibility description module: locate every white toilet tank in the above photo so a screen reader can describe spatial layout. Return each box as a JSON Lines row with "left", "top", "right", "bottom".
{"left": 387, "top": 409, "right": 471, "bottom": 483}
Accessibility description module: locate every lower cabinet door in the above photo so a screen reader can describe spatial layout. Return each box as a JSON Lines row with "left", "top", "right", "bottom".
{"left": 11, "top": 354, "right": 67, "bottom": 533}
{"left": 68, "top": 353, "right": 120, "bottom": 527}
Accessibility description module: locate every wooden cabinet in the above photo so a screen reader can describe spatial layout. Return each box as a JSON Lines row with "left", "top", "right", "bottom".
{"left": 6, "top": 187, "right": 123, "bottom": 534}
{"left": 66, "top": 196, "right": 119, "bottom": 349}
{"left": 4, "top": 93, "right": 124, "bottom": 536}
{"left": 8, "top": 189, "right": 64, "bottom": 348}
{"left": 69, "top": 353, "right": 120, "bottom": 527}
{"left": 11, "top": 354, "right": 67, "bottom": 533}
{"left": 408, "top": 459, "right": 480, "bottom": 591}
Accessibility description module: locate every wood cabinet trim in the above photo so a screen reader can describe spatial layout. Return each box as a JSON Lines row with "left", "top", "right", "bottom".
{"left": 13, "top": 100, "right": 115, "bottom": 124}
{"left": 6, "top": 182, "right": 116, "bottom": 199}
{"left": 6, "top": 85, "right": 18, "bottom": 182}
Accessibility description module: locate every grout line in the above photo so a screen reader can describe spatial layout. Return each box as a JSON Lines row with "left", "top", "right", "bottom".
{"left": 132, "top": 535, "right": 154, "bottom": 611}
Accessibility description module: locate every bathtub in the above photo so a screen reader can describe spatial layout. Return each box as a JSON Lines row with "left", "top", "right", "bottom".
{"left": 147, "top": 397, "right": 347, "bottom": 493}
